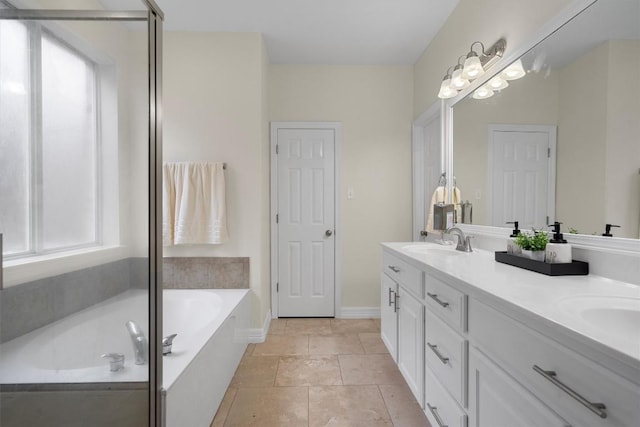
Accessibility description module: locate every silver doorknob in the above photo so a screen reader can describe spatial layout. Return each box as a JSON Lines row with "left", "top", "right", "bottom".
{"left": 325, "top": 230, "right": 333, "bottom": 237}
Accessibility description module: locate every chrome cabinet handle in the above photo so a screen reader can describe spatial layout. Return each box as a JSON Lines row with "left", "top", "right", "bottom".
{"left": 394, "top": 293, "right": 399, "bottom": 313}
{"left": 388, "top": 265, "right": 400, "bottom": 273}
{"left": 533, "top": 365, "right": 607, "bottom": 419}
{"left": 426, "top": 403, "right": 448, "bottom": 427}
{"left": 427, "top": 342, "right": 449, "bottom": 364}
{"left": 388, "top": 288, "right": 394, "bottom": 306}
{"left": 427, "top": 292, "right": 450, "bottom": 308}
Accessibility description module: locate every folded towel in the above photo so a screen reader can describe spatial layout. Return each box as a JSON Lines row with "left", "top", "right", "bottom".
{"left": 162, "top": 162, "right": 228, "bottom": 245}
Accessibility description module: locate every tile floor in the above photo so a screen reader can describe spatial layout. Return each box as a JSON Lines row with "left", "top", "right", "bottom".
{"left": 211, "top": 318, "right": 430, "bottom": 426}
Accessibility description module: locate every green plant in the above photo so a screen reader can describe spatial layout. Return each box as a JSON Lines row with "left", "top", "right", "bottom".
{"left": 568, "top": 227, "right": 578, "bottom": 234}
{"left": 514, "top": 229, "right": 549, "bottom": 251}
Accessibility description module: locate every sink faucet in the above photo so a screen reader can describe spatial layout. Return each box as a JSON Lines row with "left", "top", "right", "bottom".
{"left": 446, "top": 227, "right": 473, "bottom": 252}
{"left": 126, "top": 320, "right": 148, "bottom": 365}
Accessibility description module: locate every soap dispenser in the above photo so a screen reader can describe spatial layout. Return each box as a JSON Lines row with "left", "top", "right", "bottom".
{"left": 506, "top": 221, "right": 522, "bottom": 255}
{"left": 545, "top": 222, "right": 572, "bottom": 264}
{"left": 602, "top": 224, "right": 620, "bottom": 237}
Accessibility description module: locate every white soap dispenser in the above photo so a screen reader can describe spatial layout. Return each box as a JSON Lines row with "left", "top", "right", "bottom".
{"left": 545, "top": 222, "right": 572, "bottom": 263}
{"left": 506, "top": 221, "right": 522, "bottom": 255}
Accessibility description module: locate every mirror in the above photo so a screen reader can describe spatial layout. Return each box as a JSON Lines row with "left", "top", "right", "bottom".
{"left": 451, "top": 0, "right": 640, "bottom": 239}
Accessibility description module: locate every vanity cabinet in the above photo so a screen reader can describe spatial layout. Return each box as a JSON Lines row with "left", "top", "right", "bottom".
{"left": 469, "top": 298, "right": 640, "bottom": 427}
{"left": 468, "top": 346, "right": 570, "bottom": 427}
{"left": 397, "top": 286, "right": 424, "bottom": 405}
{"left": 380, "top": 273, "right": 398, "bottom": 362}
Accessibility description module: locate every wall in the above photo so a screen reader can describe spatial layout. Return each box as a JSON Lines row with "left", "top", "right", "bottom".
{"left": 162, "top": 32, "right": 270, "bottom": 328}
{"left": 413, "top": 0, "right": 574, "bottom": 117}
{"left": 269, "top": 65, "right": 414, "bottom": 309}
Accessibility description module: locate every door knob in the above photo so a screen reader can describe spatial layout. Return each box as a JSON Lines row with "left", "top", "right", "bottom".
{"left": 325, "top": 230, "right": 333, "bottom": 237}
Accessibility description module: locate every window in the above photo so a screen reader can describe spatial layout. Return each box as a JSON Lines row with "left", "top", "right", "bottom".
{"left": 0, "top": 21, "right": 100, "bottom": 258}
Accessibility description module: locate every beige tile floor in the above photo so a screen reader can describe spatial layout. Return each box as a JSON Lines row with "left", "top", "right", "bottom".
{"left": 211, "top": 318, "right": 430, "bottom": 426}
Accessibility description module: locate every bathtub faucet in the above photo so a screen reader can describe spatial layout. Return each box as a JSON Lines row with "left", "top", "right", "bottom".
{"left": 126, "top": 320, "right": 148, "bottom": 365}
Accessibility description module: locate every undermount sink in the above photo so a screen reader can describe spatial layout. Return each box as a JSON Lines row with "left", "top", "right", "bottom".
{"left": 557, "top": 296, "right": 640, "bottom": 342}
{"left": 401, "top": 244, "right": 464, "bottom": 256}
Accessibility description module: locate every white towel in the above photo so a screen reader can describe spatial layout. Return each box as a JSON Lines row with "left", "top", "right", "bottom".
{"left": 162, "top": 162, "right": 229, "bottom": 246}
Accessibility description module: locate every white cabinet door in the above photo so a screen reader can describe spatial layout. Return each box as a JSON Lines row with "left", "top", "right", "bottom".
{"left": 469, "top": 347, "right": 570, "bottom": 427}
{"left": 380, "top": 273, "right": 398, "bottom": 362}
{"left": 397, "top": 287, "right": 424, "bottom": 406}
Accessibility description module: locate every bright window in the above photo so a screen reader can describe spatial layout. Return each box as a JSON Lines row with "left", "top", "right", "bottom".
{"left": 0, "top": 21, "right": 100, "bottom": 258}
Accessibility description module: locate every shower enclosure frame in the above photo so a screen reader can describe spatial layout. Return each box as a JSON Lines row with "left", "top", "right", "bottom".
{"left": 0, "top": 1, "right": 164, "bottom": 425}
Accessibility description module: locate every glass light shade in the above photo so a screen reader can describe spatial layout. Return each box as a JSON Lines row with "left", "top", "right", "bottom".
{"left": 462, "top": 55, "right": 484, "bottom": 79}
{"left": 437, "top": 77, "right": 458, "bottom": 99}
{"left": 451, "top": 67, "right": 470, "bottom": 90}
{"left": 488, "top": 75, "right": 509, "bottom": 90}
{"left": 472, "top": 85, "right": 494, "bottom": 99}
{"left": 500, "top": 59, "right": 526, "bottom": 80}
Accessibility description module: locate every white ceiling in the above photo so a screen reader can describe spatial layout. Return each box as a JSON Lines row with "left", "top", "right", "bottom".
{"left": 101, "top": 0, "right": 459, "bottom": 65}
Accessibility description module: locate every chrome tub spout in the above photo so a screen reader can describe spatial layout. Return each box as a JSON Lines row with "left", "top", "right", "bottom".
{"left": 126, "top": 320, "right": 148, "bottom": 365}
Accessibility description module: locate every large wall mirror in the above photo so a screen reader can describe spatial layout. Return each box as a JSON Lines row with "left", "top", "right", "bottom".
{"left": 450, "top": 0, "right": 639, "bottom": 240}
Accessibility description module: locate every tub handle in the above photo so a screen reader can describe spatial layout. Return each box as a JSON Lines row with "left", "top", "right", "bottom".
{"left": 162, "top": 334, "right": 178, "bottom": 355}
{"left": 102, "top": 353, "right": 125, "bottom": 372}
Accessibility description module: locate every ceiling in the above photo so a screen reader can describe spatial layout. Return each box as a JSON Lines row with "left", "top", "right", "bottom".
{"left": 100, "top": 0, "right": 459, "bottom": 65}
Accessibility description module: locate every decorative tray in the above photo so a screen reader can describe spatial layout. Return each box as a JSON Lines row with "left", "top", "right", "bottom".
{"left": 494, "top": 251, "right": 589, "bottom": 276}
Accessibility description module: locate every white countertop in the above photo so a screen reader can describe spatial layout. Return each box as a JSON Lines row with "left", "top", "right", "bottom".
{"left": 382, "top": 242, "right": 640, "bottom": 381}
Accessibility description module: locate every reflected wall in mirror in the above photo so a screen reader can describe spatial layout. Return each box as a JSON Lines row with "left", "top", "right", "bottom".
{"left": 452, "top": 0, "right": 640, "bottom": 239}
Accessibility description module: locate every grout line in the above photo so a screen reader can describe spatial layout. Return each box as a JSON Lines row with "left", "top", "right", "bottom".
{"left": 307, "top": 386, "right": 310, "bottom": 427}
{"left": 376, "top": 384, "right": 395, "bottom": 426}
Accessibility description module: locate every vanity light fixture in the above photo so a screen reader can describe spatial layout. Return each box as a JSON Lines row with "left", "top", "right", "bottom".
{"left": 488, "top": 75, "right": 509, "bottom": 90}
{"left": 437, "top": 38, "right": 507, "bottom": 99}
{"left": 437, "top": 66, "right": 459, "bottom": 99}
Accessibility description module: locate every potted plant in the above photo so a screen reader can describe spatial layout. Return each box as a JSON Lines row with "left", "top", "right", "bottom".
{"left": 514, "top": 229, "right": 549, "bottom": 262}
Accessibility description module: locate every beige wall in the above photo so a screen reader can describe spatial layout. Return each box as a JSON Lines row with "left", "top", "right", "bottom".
{"left": 413, "top": 0, "right": 574, "bottom": 117}
{"left": 162, "top": 32, "right": 270, "bottom": 327}
{"left": 269, "top": 65, "right": 414, "bottom": 308}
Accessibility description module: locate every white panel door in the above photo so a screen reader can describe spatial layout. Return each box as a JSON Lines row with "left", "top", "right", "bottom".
{"left": 277, "top": 128, "right": 335, "bottom": 317}
{"left": 489, "top": 125, "right": 556, "bottom": 229}
{"left": 380, "top": 273, "right": 398, "bottom": 362}
{"left": 413, "top": 113, "right": 441, "bottom": 241}
{"left": 397, "top": 287, "right": 425, "bottom": 406}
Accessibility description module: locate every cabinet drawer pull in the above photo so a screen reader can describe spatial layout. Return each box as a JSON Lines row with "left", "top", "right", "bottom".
{"left": 394, "top": 293, "right": 399, "bottom": 313}
{"left": 426, "top": 403, "right": 448, "bottom": 427}
{"left": 388, "top": 288, "right": 394, "bottom": 306}
{"left": 533, "top": 365, "right": 607, "bottom": 419}
{"left": 427, "top": 342, "right": 449, "bottom": 364}
{"left": 427, "top": 292, "right": 450, "bottom": 308}
{"left": 388, "top": 265, "right": 400, "bottom": 273}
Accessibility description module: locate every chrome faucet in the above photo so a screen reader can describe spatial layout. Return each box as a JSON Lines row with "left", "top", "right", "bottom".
{"left": 126, "top": 320, "right": 148, "bottom": 365}
{"left": 446, "top": 227, "right": 473, "bottom": 252}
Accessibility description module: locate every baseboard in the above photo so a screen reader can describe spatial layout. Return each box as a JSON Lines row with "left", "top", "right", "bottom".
{"left": 339, "top": 307, "right": 380, "bottom": 319}
{"left": 247, "top": 309, "right": 271, "bottom": 343}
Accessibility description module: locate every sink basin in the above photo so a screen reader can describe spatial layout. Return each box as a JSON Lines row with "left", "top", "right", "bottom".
{"left": 401, "top": 244, "right": 463, "bottom": 257}
{"left": 557, "top": 296, "right": 640, "bottom": 342}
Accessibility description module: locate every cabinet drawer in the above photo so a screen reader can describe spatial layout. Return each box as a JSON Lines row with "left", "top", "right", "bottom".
{"left": 382, "top": 251, "right": 423, "bottom": 298}
{"left": 425, "top": 310, "right": 467, "bottom": 407}
{"left": 425, "top": 366, "right": 467, "bottom": 427}
{"left": 469, "top": 299, "right": 640, "bottom": 427}
{"left": 425, "top": 273, "right": 466, "bottom": 332}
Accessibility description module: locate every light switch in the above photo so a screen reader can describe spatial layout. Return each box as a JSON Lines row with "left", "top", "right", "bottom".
{"left": 475, "top": 189, "right": 482, "bottom": 200}
{"left": 347, "top": 186, "right": 355, "bottom": 199}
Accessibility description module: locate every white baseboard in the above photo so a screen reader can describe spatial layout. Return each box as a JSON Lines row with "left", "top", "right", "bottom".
{"left": 339, "top": 307, "right": 380, "bottom": 319}
{"left": 247, "top": 309, "right": 271, "bottom": 343}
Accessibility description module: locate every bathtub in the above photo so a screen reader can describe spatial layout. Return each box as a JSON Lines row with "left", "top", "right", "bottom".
{"left": 0, "top": 288, "right": 250, "bottom": 427}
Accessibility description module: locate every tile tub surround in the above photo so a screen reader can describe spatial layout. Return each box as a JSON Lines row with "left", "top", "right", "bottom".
{"left": 211, "top": 318, "right": 429, "bottom": 427}
{"left": 0, "top": 258, "right": 142, "bottom": 343}
{"left": 163, "top": 257, "right": 249, "bottom": 289}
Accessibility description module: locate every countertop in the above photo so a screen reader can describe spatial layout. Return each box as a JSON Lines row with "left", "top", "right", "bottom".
{"left": 382, "top": 242, "right": 640, "bottom": 382}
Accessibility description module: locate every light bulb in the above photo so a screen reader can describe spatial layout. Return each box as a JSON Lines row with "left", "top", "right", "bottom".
{"left": 451, "top": 66, "right": 470, "bottom": 90}
{"left": 462, "top": 54, "right": 485, "bottom": 80}
{"left": 488, "top": 75, "right": 509, "bottom": 90}
{"left": 437, "top": 77, "right": 458, "bottom": 99}
{"left": 500, "top": 59, "right": 526, "bottom": 80}
{"left": 472, "top": 85, "right": 494, "bottom": 100}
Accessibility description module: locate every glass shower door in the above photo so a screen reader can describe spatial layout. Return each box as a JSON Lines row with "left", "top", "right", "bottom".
{"left": 0, "top": 1, "right": 163, "bottom": 426}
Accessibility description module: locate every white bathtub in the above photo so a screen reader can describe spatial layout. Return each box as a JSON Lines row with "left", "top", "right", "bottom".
{"left": 0, "top": 288, "right": 250, "bottom": 426}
